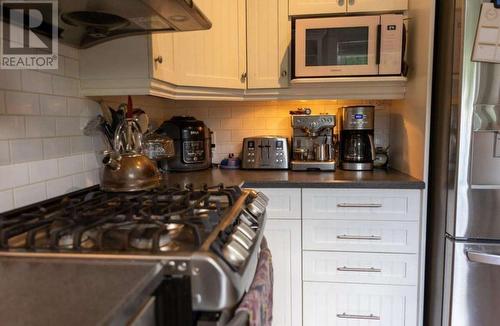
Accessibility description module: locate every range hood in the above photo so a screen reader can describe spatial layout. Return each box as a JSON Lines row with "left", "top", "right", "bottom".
{"left": 3, "top": 0, "right": 211, "bottom": 49}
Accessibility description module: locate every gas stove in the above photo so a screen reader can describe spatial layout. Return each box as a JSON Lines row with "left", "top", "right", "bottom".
{"left": 0, "top": 184, "right": 269, "bottom": 324}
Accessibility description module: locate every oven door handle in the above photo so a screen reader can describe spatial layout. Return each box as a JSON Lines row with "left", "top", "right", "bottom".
{"left": 466, "top": 251, "right": 500, "bottom": 266}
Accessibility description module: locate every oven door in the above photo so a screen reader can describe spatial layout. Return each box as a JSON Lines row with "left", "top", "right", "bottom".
{"left": 295, "top": 16, "right": 380, "bottom": 77}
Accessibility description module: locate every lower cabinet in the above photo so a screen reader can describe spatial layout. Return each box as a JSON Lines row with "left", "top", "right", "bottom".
{"left": 264, "top": 219, "right": 302, "bottom": 326}
{"left": 255, "top": 187, "right": 422, "bottom": 326}
{"left": 303, "top": 282, "right": 417, "bottom": 326}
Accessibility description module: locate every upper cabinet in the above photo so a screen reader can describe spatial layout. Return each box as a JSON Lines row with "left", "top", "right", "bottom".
{"left": 247, "top": 0, "right": 290, "bottom": 89}
{"left": 154, "top": 0, "right": 247, "bottom": 89}
{"left": 290, "top": 0, "right": 407, "bottom": 15}
{"left": 347, "top": 0, "right": 408, "bottom": 12}
{"left": 289, "top": 0, "right": 346, "bottom": 16}
{"left": 80, "top": 0, "right": 408, "bottom": 100}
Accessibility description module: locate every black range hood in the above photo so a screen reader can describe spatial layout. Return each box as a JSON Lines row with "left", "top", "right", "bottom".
{"left": 3, "top": 0, "right": 211, "bottom": 49}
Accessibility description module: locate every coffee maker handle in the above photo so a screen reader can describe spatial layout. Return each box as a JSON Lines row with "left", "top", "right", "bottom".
{"left": 368, "top": 134, "right": 376, "bottom": 161}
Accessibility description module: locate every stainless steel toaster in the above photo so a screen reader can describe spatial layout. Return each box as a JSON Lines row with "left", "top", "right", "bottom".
{"left": 241, "top": 136, "right": 289, "bottom": 169}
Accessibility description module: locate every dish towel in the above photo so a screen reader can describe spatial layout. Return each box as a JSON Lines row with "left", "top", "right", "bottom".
{"left": 235, "top": 237, "right": 274, "bottom": 326}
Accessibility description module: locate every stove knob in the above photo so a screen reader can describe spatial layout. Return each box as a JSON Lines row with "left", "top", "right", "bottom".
{"left": 230, "top": 230, "right": 253, "bottom": 250}
{"left": 236, "top": 222, "right": 256, "bottom": 241}
{"left": 222, "top": 240, "right": 249, "bottom": 268}
{"left": 239, "top": 210, "right": 259, "bottom": 227}
{"left": 247, "top": 200, "right": 266, "bottom": 218}
{"left": 256, "top": 191, "right": 269, "bottom": 204}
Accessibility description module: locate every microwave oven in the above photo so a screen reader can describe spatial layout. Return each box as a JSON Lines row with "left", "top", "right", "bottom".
{"left": 294, "top": 14, "right": 404, "bottom": 77}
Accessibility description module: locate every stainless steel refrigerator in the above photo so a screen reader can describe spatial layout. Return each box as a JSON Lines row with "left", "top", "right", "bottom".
{"left": 426, "top": 0, "right": 500, "bottom": 325}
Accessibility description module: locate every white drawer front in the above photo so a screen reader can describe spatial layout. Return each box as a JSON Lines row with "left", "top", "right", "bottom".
{"left": 254, "top": 188, "right": 301, "bottom": 219}
{"left": 303, "top": 220, "right": 419, "bottom": 253}
{"left": 303, "top": 251, "right": 418, "bottom": 285}
{"left": 303, "top": 282, "right": 417, "bottom": 326}
{"left": 302, "top": 189, "right": 421, "bottom": 221}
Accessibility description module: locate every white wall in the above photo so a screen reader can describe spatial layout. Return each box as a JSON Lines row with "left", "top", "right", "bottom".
{"left": 0, "top": 44, "right": 102, "bottom": 213}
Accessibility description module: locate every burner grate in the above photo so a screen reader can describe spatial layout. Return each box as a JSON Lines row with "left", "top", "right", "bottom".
{"left": 0, "top": 184, "right": 241, "bottom": 253}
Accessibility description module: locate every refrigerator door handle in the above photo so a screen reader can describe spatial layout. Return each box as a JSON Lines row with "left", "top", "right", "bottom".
{"left": 466, "top": 250, "right": 500, "bottom": 266}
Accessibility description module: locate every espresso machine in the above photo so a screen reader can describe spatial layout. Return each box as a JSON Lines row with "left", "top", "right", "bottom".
{"left": 291, "top": 114, "right": 336, "bottom": 171}
{"left": 339, "top": 106, "right": 375, "bottom": 171}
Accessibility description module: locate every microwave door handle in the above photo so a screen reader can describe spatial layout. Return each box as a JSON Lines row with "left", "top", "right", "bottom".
{"left": 376, "top": 24, "right": 381, "bottom": 65}
{"left": 467, "top": 251, "right": 500, "bottom": 266}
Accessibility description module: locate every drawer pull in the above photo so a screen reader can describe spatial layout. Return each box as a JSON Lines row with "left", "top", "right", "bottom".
{"left": 337, "top": 203, "right": 382, "bottom": 208}
{"left": 337, "top": 235, "right": 382, "bottom": 240}
{"left": 337, "top": 266, "right": 381, "bottom": 273}
{"left": 337, "top": 313, "right": 380, "bottom": 320}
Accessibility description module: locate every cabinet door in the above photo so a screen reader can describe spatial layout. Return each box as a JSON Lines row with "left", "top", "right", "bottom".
{"left": 168, "top": 0, "right": 247, "bottom": 89}
{"left": 347, "top": 0, "right": 408, "bottom": 12}
{"left": 254, "top": 188, "right": 301, "bottom": 219}
{"left": 265, "top": 220, "right": 302, "bottom": 326}
{"left": 151, "top": 33, "right": 175, "bottom": 82}
{"left": 289, "top": 0, "right": 346, "bottom": 16}
{"left": 247, "top": 0, "right": 290, "bottom": 89}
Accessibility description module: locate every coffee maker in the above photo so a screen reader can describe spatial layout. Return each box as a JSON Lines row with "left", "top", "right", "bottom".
{"left": 291, "top": 114, "right": 336, "bottom": 171}
{"left": 339, "top": 106, "right": 375, "bottom": 171}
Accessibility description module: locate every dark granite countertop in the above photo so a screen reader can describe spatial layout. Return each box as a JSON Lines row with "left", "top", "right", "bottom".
{"left": 162, "top": 167, "right": 425, "bottom": 189}
{"left": 0, "top": 258, "right": 165, "bottom": 326}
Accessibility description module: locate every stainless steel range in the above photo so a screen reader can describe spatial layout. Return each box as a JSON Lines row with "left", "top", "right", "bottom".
{"left": 0, "top": 184, "right": 269, "bottom": 325}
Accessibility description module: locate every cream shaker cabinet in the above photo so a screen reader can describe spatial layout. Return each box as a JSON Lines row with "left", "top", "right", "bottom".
{"left": 289, "top": 0, "right": 346, "bottom": 16}
{"left": 289, "top": 0, "right": 407, "bottom": 15}
{"left": 347, "top": 0, "right": 408, "bottom": 12}
{"left": 246, "top": 0, "right": 290, "bottom": 89}
{"left": 157, "top": 0, "right": 247, "bottom": 89}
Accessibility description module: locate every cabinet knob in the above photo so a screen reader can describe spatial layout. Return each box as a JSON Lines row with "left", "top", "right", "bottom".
{"left": 154, "top": 56, "right": 163, "bottom": 64}
{"left": 281, "top": 70, "right": 288, "bottom": 78}
{"left": 241, "top": 72, "right": 247, "bottom": 80}
{"left": 338, "top": 0, "right": 345, "bottom": 6}
{"left": 348, "top": 0, "right": 354, "bottom": 5}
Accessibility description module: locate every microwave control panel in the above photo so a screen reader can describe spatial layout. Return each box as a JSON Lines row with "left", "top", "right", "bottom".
{"left": 380, "top": 14, "right": 404, "bottom": 75}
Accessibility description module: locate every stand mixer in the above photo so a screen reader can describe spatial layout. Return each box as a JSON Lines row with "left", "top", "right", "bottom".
{"left": 291, "top": 114, "right": 337, "bottom": 171}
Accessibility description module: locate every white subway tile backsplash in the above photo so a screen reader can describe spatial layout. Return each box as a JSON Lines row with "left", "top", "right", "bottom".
{"left": 5, "top": 91, "right": 40, "bottom": 115}
{"left": 64, "top": 58, "right": 79, "bottom": 78}
{"left": 21, "top": 70, "right": 52, "bottom": 94}
{"left": 214, "top": 130, "right": 231, "bottom": 143}
{"left": 83, "top": 152, "right": 100, "bottom": 171}
{"left": 46, "top": 176, "right": 74, "bottom": 198}
{"left": 208, "top": 107, "right": 231, "bottom": 118}
{"left": 0, "top": 47, "right": 104, "bottom": 203}
{"left": 0, "top": 116, "right": 25, "bottom": 140}
{"left": 28, "top": 159, "right": 58, "bottom": 183}
{"left": 72, "top": 170, "right": 99, "bottom": 189}
{"left": 0, "top": 70, "right": 21, "bottom": 91}
{"left": 14, "top": 183, "right": 47, "bottom": 208}
{"left": 0, "top": 190, "right": 14, "bottom": 213}
{"left": 70, "top": 136, "right": 93, "bottom": 154}
{"left": 40, "top": 95, "right": 67, "bottom": 116}
{"left": 43, "top": 137, "right": 71, "bottom": 159}
{"left": 0, "top": 163, "right": 29, "bottom": 191}
{"left": 0, "top": 141, "right": 10, "bottom": 165}
{"left": 10, "top": 139, "right": 43, "bottom": 163}
{"left": 55, "top": 117, "right": 82, "bottom": 136}
{"left": 67, "top": 98, "right": 95, "bottom": 117}
{"left": 52, "top": 76, "right": 79, "bottom": 97}
{"left": 218, "top": 118, "right": 243, "bottom": 130}
{"left": 26, "top": 116, "right": 56, "bottom": 137}
{"left": 58, "top": 155, "right": 84, "bottom": 176}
